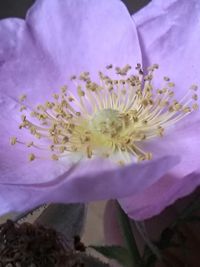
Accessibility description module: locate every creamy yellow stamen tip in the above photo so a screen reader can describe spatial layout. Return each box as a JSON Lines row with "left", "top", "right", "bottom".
{"left": 10, "top": 137, "right": 17, "bottom": 145}
{"left": 19, "top": 94, "right": 27, "bottom": 102}
{"left": 52, "top": 154, "right": 59, "bottom": 161}
{"left": 29, "top": 153, "right": 36, "bottom": 161}
{"left": 12, "top": 64, "right": 199, "bottom": 164}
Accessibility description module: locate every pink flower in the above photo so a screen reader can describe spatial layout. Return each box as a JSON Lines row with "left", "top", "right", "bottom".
{"left": 119, "top": 0, "right": 200, "bottom": 219}
{"left": 0, "top": 0, "right": 198, "bottom": 218}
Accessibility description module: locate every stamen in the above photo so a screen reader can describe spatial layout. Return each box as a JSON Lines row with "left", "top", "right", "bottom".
{"left": 10, "top": 137, "right": 17, "bottom": 145}
{"left": 11, "top": 64, "right": 198, "bottom": 164}
{"left": 29, "top": 153, "right": 36, "bottom": 161}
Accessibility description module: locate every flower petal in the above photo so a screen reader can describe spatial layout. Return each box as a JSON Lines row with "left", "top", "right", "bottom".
{"left": 27, "top": 0, "right": 141, "bottom": 77}
{"left": 132, "top": 0, "right": 200, "bottom": 174}
{"left": 0, "top": 0, "right": 141, "bottom": 103}
{"left": 119, "top": 171, "right": 200, "bottom": 220}
{"left": 0, "top": 155, "right": 179, "bottom": 215}
{"left": 0, "top": 0, "right": 142, "bottom": 213}
{"left": 133, "top": 0, "right": 200, "bottom": 97}
{"left": 142, "top": 116, "right": 200, "bottom": 177}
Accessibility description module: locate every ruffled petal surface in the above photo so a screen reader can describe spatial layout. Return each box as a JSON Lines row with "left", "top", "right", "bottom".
{"left": 132, "top": 0, "right": 200, "bottom": 175}
{"left": 0, "top": 0, "right": 141, "bottom": 101}
{"left": 0, "top": 0, "right": 180, "bottom": 215}
{"left": 0, "top": 153, "right": 178, "bottom": 214}
{"left": 133, "top": 0, "right": 200, "bottom": 94}
{"left": 119, "top": 172, "right": 200, "bottom": 220}
{"left": 119, "top": 0, "right": 200, "bottom": 220}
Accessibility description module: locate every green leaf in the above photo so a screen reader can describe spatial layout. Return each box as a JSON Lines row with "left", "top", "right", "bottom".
{"left": 90, "top": 245, "right": 132, "bottom": 266}
{"left": 116, "top": 201, "right": 143, "bottom": 267}
{"left": 35, "top": 203, "right": 86, "bottom": 245}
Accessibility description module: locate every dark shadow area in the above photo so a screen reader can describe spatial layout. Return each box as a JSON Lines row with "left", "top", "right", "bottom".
{"left": 0, "top": 0, "right": 35, "bottom": 19}
{"left": 122, "top": 0, "right": 150, "bottom": 13}
{"left": 0, "top": 0, "right": 150, "bottom": 19}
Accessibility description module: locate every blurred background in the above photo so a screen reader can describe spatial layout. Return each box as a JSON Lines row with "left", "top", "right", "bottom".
{"left": 0, "top": 0, "right": 151, "bottom": 18}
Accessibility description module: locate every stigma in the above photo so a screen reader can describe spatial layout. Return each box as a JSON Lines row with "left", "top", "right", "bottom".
{"left": 11, "top": 64, "right": 198, "bottom": 165}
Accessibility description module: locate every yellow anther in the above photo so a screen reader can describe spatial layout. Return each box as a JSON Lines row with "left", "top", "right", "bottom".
{"left": 183, "top": 107, "right": 191, "bottom": 113}
{"left": 21, "top": 115, "right": 26, "bottom": 122}
{"left": 68, "top": 96, "right": 74, "bottom": 102}
{"left": 19, "top": 94, "right": 27, "bottom": 102}
{"left": 168, "top": 91, "right": 174, "bottom": 97}
{"left": 59, "top": 146, "right": 65, "bottom": 153}
{"left": 20, "top": 105, "right": 27, "bottom": 112}
{"left": 192, "top": 103, "right": 199, "bottom": 110}
{"left": 35, "top": 133, "right": 41, "bottom": 139}
{"left": 45, "top": 101, "right": 54, "bottom": 109}
{"left": 118, "top": 160, "right": 125, "bottom": 166}
{"left": 29, "top": 153, "right": 35, "bottom": 161}
{"left": 53, "top": 94, "right": 59, "bottom": 100}
{"left": 168, "top": 82, "right": 175, "bottom": 87}
{"left": 157, "top": 126, "right": 164, "bottom": 137}
{"left": 190, "top": 84, "right": 198, "bottom": 91}
{"left": 77, "top": 86, "right": 85, "bottom": 97}
{"left": 30, "top": 111, "right": 37, "bottom": 117}
{"left": 192, "top": 94, "right": 198, "bottom": 101}
{"left": 86, "top": 146, "right": 93, "bottom": 158}
{"left": 12, "top": 64, "right": 198, "bottom": 164}
{"left": 61, "top": 85, "right": 67, "bottom": 93}
{"left": 52, "top": 154, "right": 59, "bottom": 161}
{"left": 146, "top": 152, "right": 153, "bottom": 160}
{"left": 10, "top": 137, "right": 17, "bottom": 145}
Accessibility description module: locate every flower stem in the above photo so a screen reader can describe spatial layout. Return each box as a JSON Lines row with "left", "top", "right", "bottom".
{"left": 116, "top": 201, "right": 143, "bottom": 267}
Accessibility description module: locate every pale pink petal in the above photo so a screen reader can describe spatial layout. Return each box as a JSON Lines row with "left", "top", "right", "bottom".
{"left": 27, "top": 0, "right": 141, "bottom": 79}
{"left": 119, "top": 171, "right": 200, "bottom": 220}
{"left": 0, "top": 0, "right": 141, "bottom": 103}
{"left": 132, "top": 0, "right": 200, "bottom": 173}
{"left": 141, "top": 117, "right": 200, "bottom": 177}
{"left": 120, "top": 0, "right": 200, "bottom": 219}
{"left": 0, "top": 156, "right": 178, "bottom": 215}
{"left": 133, "top": 0, "right": 200, "bottom": 97}
{"left": 0, "top": 0, "right": 143, "bottom": 214}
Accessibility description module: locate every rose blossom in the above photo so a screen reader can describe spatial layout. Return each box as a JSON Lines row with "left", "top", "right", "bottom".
{"left": 118, "top": 0, "right": 200, "bottom": 219}
{"left": 0, "top": 0, "right": 198, "bottom": 217}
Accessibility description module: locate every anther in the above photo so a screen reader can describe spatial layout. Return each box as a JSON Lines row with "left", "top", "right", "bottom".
{"left": 29, "top": 153, "right": 36, "bottom": 161}
{"left": 11, "top": 64, "right": 198, "bottom": 164}
{"left": 10, "top": 137, "right": 17, "bottom": 145}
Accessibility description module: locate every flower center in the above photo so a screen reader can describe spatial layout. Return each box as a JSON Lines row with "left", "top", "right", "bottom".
{"left": 11, "top": 64, "right": 198, "bottom": 165}
{"left": 91, "top": 109, "right": 123, "bottom": 137}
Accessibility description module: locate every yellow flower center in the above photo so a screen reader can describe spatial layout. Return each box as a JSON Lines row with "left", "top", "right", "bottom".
{"left": 92, "top": 109, "right": 123, "bottom": 137}
{"left": 11, "top": 64, "right": 198, "bottom": 165}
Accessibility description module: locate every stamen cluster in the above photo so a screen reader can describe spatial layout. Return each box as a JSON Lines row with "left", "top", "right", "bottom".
{"left": 11, "top": 64, "right": 198, "bottom": 165}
